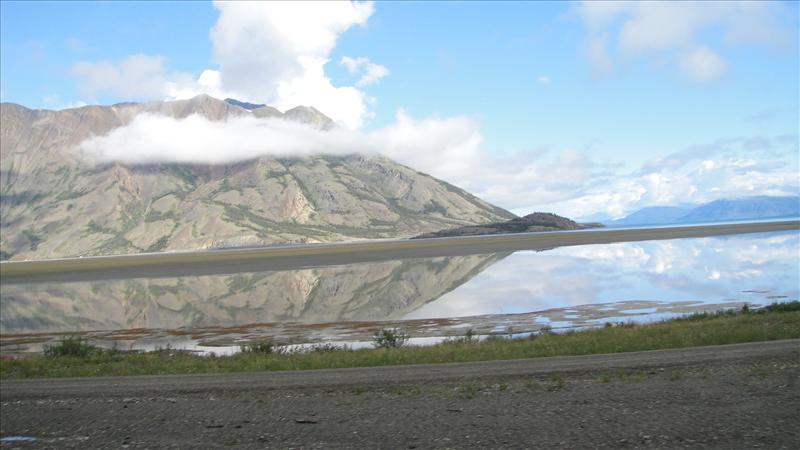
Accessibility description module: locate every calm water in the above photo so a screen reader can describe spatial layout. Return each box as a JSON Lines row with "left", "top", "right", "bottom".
{"left": 1, "top": 230, "right": 797, "bottom": 353}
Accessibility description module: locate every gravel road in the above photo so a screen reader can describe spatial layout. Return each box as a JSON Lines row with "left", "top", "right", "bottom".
{"left": 2, "top": 340, "right": 799, "bottom": 449}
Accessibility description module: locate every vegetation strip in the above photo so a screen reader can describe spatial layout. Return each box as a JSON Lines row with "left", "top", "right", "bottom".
{"left": 1, "top": 302, "right": 798, "bottom": 379}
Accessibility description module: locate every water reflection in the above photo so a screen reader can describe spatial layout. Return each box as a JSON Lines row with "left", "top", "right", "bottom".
{"left": 0, "top": 231, "right": 797, "bottom": 352}
{"left": 1, "top": 253, "right": 506, "bottom": 334}
{"left": 406, "top": 231, "right": 798, "bottom": 320}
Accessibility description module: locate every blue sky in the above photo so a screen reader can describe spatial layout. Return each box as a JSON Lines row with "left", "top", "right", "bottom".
{"left": 1, "top": 1, "right": 798, "bottom": 218}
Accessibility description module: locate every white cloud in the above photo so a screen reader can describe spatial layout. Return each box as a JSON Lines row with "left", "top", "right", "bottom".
{"left": 191, "top": 0, "right": 379, "bottom": 129}
{"left": 679, "top": 46, "right": 728, "bottom": 82}
{"left": 70, "top": 1, "right": 385, "bottom": 130}
{"left": 340, "top": 56, "right": 390, "bottom": 87}
{"left": 574, "top": 1, "right": 792, "bottom": 82}
{"left": 76, "top": 111, "right": 486, "bottom": 169}
{"left": 536, "top": 75, "right": 551, "bottom": 85}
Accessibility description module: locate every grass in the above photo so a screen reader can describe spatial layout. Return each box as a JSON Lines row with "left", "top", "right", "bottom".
{"left": 1, "top": 302, "right": 798, "bottom": 379}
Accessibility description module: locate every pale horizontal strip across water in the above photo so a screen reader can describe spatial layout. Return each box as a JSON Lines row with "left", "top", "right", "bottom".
{"left": 1, "top": 220, "right": 798, "bottom": 284}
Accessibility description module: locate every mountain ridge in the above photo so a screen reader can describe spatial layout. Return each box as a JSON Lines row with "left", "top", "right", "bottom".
{"left": 0, "top": 95, "right": 515, "bottom": 261}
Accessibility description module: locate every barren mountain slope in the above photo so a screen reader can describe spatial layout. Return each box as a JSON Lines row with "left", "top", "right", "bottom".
{"left": 0, "top": 95, "right": 515, "bottom": 260}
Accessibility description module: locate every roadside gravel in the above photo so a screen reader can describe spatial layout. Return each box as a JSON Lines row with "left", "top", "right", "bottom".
{"left": 2, "top": 340, "right": 798, "bottom": 449}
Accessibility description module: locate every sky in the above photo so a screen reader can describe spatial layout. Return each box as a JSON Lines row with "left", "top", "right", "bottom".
{"left": 1, "top": 1, "right": 798, "bottom": 219}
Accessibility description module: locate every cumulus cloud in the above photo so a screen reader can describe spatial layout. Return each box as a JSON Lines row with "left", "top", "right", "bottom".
{"left": 574, "top": 1, "right": 793, "bottom": 81}
{"left": 340, "top": 56, "right": 390, "bottom": 86}
{"left": 197, "top": 0, "right": 377, "bottom": 129}
{"left": 70, "top": 1, "right": 385, "bottom": 129}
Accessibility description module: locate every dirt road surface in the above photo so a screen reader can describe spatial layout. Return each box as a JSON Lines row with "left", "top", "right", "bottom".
{"left": 2, "top": 339, "right": 799, "bottom": 449}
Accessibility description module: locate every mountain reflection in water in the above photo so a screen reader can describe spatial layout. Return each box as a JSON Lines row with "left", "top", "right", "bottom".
{"left": 1, "top": 254, "right": 507, "bottom": 334}
{"left": 0, "top": 232, "right": 797, "bottom": 351}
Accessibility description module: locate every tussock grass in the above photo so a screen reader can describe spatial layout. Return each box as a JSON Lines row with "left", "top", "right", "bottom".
{"left": 2, "top": 302, "right": 798, "bottom": 379}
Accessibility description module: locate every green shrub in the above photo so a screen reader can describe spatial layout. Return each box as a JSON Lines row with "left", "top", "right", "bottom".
{"left": 762, "top": 301, "right": 800, "bottom": 313}
{"left": 43, "top": 336, "right": 98, "bottom": 358}
{"left": 372, "top": 328, "right": 409, "bottom": 348}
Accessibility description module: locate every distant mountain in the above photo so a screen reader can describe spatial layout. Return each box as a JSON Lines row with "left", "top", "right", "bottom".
{"left": 610, "top": 206, "right": 692, "bottom": 226}
{"left": 0, "top": 95, "right": 515, "bottom": 261}
{"left": 610, "top": 196, "right": 799, "bottom": 226}
{"left": 413, "top": 212, "right": 602, "bottom": 239}
{"left": 679, "top": 196, "right": 799, "bottom": 222}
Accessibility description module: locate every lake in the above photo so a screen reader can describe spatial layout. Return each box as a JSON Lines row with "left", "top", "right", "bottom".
{"left": 1, "top": 230, "right": 797, "bottom": 354}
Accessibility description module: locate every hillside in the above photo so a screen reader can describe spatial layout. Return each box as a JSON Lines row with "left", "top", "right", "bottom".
{"left": 413, "top": 212, "right": 602, "bottom": 239}
{"left": 0, "top": 95, "right": 515, "bottom": 260}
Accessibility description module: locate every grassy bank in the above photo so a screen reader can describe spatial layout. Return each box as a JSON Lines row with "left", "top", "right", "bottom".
{"left": 2, "top": 302, "right": 799, "bottom": 379}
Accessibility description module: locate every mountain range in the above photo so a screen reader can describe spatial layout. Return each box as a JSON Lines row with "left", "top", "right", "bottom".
{"left": 0, "top": 95, "right": 516, "bottom": 261}
{"left": 609, "top": 196, "right": 799, "bottom": 226}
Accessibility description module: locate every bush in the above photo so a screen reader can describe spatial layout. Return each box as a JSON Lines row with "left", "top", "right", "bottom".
{"left": 762, "top": 301, "right": 800, "bottom": 313}
{"left": 372, "top": 328, "right": 409, "bottom": 349}
{"left": 43, "top": 336, "right": 98, "bottom": 358}
{"left": 309, "top": 343, "right": 344, "bottom": 353}
{"left": 239, "top": 341, "right": 276, "bottom": 354}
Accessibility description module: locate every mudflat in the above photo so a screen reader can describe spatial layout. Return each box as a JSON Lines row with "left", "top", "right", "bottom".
{"left": 2, "top": 340, "right": 798, "bottom": 449}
